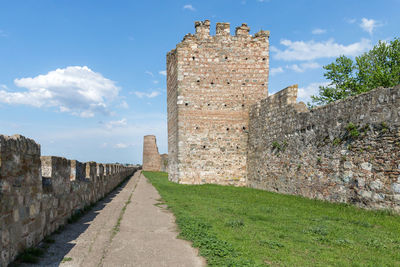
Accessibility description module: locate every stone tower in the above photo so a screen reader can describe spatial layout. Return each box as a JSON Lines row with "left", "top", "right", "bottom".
{"left": 167, "top": 20, "right": 270, "bottom": 185}
{"left": 142, "top": 135, "right": 161, "bottom": 171}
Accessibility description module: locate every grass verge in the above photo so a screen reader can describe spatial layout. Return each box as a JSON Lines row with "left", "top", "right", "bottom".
{"left": 143, "top": 171, "right": 400, "bottom": 266}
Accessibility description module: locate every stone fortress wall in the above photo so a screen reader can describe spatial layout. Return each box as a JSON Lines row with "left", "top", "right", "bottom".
{"left": 167, "top": 20, "right": 269, "bottom": 185}
{"left": 142, "top": 135, "right": 161, "bottom": 171}
{"left": 166, "top": 20, "right": 400, "bottom": 212}
{"left": 160, "top": 154, "right": 168, "bottom": 172}
{"left": 0, "top": 134, "right": 138, "bottom": 266}
{"left": 142, "top": 135, "right": 168, "bottom": 172}
{"left": 248, "top": 85, "right": 400, "bottom": 212}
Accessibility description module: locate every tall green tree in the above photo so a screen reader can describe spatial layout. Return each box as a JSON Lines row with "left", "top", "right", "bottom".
{"left": 311, "top": 38, "right": 400, "bottom": 106}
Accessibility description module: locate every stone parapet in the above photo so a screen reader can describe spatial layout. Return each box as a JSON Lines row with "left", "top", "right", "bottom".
{"left": 0, "top": 134, "right": 138, "bottom": 266}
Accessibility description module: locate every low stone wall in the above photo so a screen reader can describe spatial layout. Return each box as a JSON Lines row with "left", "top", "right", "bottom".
{"left": 248, "top": 85, "right": 400, "bottom": 212}
{"left": 0, "top": 134, "right": 137, "bottom": 266}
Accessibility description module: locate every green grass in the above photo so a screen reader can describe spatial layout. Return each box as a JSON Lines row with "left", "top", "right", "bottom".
{"left": 143, "top": 171, "right": 400, "bottom": 266}
{"left": 112, "top": 192, "right": 133, "bottom": 237}
{"left": 16, "top": 247, "right": 44, "bottom": 263}
{"left": 61, "top": 257, "right": 73, "bottom": 263}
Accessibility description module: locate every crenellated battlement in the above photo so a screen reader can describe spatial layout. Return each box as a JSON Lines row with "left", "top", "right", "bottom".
{"left": 216, "top": 22, "right": 230, "bottom": 36}
{"left": 194, "top": 19, "right": 210, "bottom": 37}
{"left": 172, "top": 20, "right": 270, "bottom": 51}
{"left": 235, "top": 23, "right": 250, "bottom": 36}
{"left": 0, "top": 134, "right": 139, "bottom": 266}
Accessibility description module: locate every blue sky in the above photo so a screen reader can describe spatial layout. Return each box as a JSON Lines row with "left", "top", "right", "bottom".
{"left": 0, "top": 0, "right": 399, "bottom": 164}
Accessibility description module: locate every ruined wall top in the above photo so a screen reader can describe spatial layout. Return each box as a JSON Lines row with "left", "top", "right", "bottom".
{"left": 168, "top": 20, "right": 270, "bottom": 55}
{"left": 142, "top": 135, "right": 161, "bottom": 171}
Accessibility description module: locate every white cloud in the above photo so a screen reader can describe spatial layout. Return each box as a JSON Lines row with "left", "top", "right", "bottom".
{"left": 270, "top": 67, "right": 284, "bottom": 76}
{"left": 0, "top": 66, "right": 119, "bottom": 117}
{"left": 114, "top": 143, "right": 130, "bottom": 149}
{"left": 145, "top": 71, "right": 154, "bottom": 77}
{"left": 35, "top": 112, "right": 167, "bottom": 163}
{"left": 271, "top": 38, "right": 371, "bottom": 61}
{"left": 118, "top": 100, "right": 129, "bottom": 109}
{"left": 312, "top": 28, "right": 326, "bottom": 35}
{"left": 287, "top": 62, "right": 320, "bottom": 73}
{"left": 297, "top": 82, "right": 330, "bottom": 103}
{"left": 183, "top": 4, "right": 195, "bottom": 11}
{"left": 133, "top": 91, "right": 160, "bottom": 98}
{"left": 105, "top": 118, "right": 127, "bottom": 129}
{"left": 346, "top": 18, "right": 356, "bottom": 24}
{"left": 0, "top": 30, "right": 7, "bottom": 37}
{"left": 153, "top": 80, "right": 159, "bottom": 84}
{"left": 360, "top": 18, "right": 380, "bottom": 35}
{"left": 159, "top": 70, "right": 167, "bottom": 76}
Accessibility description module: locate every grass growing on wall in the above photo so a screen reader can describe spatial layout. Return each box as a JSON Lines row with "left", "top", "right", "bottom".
{"left": 143, "top": 171, "right": 400, "bottom": 266}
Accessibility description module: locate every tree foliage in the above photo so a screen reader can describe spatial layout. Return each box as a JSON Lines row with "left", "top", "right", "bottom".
{"left": 311, "top": 38, "right": 400, "bottom": 106}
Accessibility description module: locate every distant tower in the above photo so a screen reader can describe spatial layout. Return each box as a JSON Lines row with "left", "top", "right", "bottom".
{"left": 142, "top": 135, "right": 161, "bottom": 171}
{"left": 167, "top": 20, "right": 270, "bottom": 185}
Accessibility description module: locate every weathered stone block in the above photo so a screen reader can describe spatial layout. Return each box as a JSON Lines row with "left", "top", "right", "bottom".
{"left": 41, "top": 156, "right": 71, "bottom": 195}
{"left": 70, "top": 160, "right": 85, "bottom": 181}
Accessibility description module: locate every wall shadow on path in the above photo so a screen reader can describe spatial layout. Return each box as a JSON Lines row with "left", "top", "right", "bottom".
{"left": 12, "top": 175, "right": 134, "bottom": 267}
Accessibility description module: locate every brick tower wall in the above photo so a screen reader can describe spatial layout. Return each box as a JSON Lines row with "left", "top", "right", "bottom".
{"left": 142, "top": 135, "right": 161, "bottom": 171}
{"left": 167, "top": 20, "right": 269, "bottom": 185}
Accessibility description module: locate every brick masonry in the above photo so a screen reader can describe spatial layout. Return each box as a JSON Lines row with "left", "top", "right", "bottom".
{"left": 0, "top": 134, "right": 138, "bottom": 266}
{"left": 167, "top": 20, "right": 269, "bottom": 185}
